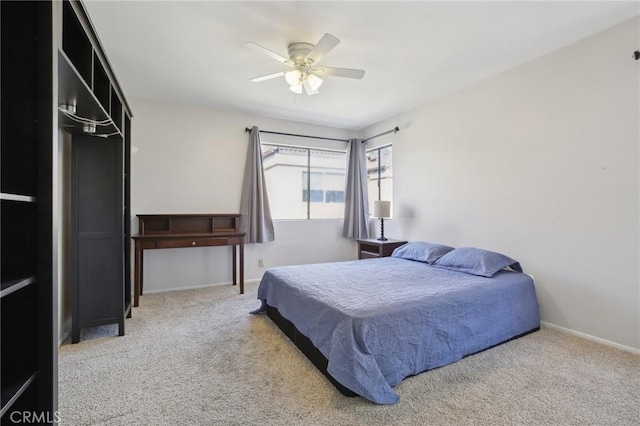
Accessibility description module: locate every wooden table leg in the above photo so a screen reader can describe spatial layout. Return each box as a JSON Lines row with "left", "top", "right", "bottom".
{"left": 140, "top": 247, "right": 144, "bottom": 296}
{"left": 232, "top": 244, "right": 237, "bottom": 286}
{"left": 239, "top": 240, "right": 244, "bottom": 294}
{"left": 134, "top": 241, "right": 141, "bottom": 307}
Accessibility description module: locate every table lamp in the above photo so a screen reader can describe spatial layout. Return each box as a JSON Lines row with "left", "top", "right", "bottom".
{"left": 373, "top": 200, "right": 391, "bottom": 241}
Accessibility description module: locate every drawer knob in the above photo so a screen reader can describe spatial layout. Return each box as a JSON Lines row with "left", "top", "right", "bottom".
{"left": 192, "top": 241, "right": 196, "bottom": 246}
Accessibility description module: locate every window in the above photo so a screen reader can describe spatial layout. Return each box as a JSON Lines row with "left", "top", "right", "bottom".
{"left": 302, "top": 171, "right": 324, "bottom": 202}
{"left": 325, "top": 173, "right": 346, "bottom": 203}
{"left": 367, "top": 144, "right": 393, "bottom": 215}
{"left": 262, "top": 144, "right": 346, "bottom": 219}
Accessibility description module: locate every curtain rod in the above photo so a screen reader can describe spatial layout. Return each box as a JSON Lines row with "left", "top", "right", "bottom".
{"left": 362, "top": 126, "right": 400, "bottom": 143}
{"left": 245, "top": 127, "right": 349, "bottom": 143}
{"left": 244, "top": 125, "right": 399, "bottom": 144}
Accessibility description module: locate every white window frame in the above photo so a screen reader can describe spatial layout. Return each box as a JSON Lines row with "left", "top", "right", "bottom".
{"left": 262, "top": 142, "right": 347, "bottom": 220}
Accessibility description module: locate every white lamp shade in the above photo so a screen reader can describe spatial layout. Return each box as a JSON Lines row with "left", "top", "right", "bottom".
{"left": 285, "top": 70, "right": 302, "bottom": 86}
{"left": 306, "top": 73, "right": 323, "bottom": 91}
{"left": 373, "top": 200, "right": 391, "bottom": 218}
{"left": 289, "top": 84, "right": 303, "bottom": 94}
{"left": 302, "top": 79, "right": 318, "bottom": 96}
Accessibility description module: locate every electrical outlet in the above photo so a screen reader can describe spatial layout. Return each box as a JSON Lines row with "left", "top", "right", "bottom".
{"left": 258, "top": 259, "right": 264, "bottom": 267}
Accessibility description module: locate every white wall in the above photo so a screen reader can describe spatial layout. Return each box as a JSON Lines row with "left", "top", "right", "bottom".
{"left": 363, "top": 18, "right": 640, "bottom": 350}
{"left": 130, "top": 101, "right": 358, "bottom": 292}
{"left": 129, "top": 18, "right": 638, "bottom": 350}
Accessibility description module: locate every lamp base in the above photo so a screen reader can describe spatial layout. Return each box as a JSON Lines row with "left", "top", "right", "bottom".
{"left": 377, "top": 217, "right": 387, "bottom": 241}
{"left": 376, "top": 237, "right": 388, "bottom": 241}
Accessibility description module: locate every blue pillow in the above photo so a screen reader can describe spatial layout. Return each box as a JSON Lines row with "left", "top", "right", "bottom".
{"left": 433, "top": 247, "right": 522, "bottom": 277}
{"left": 391, "top": 241, "right": 455, "bottom": 264}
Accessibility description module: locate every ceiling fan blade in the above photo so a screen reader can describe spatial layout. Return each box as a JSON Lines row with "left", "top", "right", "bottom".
{"left": 302, "top": 79, "right": 318, "bottom": 96}
{"left": 249, "top": 71, "right": 285, "bottom": 83}
{"left": 244, "top": 42, "right": 292, "bottom": 66}
{"left": 305, "top": 33, "right": 340, "bottom": 65}
{"left": 313, "top": 66, "right": 365, "bottom": 79}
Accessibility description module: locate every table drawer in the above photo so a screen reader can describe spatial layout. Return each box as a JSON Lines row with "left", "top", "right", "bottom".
{"left": 156, "top": 238, "right": 230, "bottom": 249}
{"left": 359, "top": 251, "right": 380, "bottom": 259}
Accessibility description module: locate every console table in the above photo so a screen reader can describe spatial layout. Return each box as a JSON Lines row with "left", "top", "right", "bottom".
{"left": 132, "top": 214, "right": 245, "bottom": 307}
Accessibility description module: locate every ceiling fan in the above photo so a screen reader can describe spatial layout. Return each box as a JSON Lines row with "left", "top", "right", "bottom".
{"left": 245, "top": 33, "right": 365, "bottom": 96}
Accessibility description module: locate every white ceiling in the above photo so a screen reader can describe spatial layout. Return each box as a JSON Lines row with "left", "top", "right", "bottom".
{"left": 84, "top": 1, "right": 639, "bottom": 131}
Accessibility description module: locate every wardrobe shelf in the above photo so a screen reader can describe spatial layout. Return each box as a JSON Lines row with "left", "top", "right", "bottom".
{"left": 0, "top": 193, "right": 37, "bottom": 203}
{"left": 0, "top": 276, "right": 36, "bottom": 298}
{"left": 58, "top": 50, "right": 122, "bottom": 137}
{"left": 0, "top": 372, "right": 38, "bottom": 418}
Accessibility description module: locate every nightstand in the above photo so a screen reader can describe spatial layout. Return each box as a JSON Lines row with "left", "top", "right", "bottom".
{"left": 356, "top": 238, "right": 408, "bottom": 259}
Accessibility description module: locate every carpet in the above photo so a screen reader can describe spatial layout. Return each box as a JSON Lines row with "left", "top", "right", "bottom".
{"left": 58, "top": 281, "right": 640, "bottom": 425}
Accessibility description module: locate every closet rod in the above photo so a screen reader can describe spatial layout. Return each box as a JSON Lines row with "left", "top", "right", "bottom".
{"left": 244, "top": 127, "right": 349, "bottom": 143}
{"left": 362, "top": 126, "right": 400, "bottom": 143}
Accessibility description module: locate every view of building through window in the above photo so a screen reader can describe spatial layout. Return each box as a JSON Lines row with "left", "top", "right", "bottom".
{"left": 262, "top": 145, "right": 346, "bottom": 219}
{"left": 261, "top": 143, "right": 392, "bottom": 220}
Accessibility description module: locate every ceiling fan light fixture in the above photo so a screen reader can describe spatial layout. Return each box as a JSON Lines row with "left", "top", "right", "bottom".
{"left": 302, "top": 79, "right": 318, "bottom": 96}
{"left": 285, "top": 69, "right": 302, "bottom": 86}
{"left": 246, "top": 33, "right": 365, "bottom": 96}
{"left": 306, "top": 74, "right": 323, "bottom": 91}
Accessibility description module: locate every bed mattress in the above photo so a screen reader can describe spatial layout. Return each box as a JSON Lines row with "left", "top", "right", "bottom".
{"left": 256, "top": 257, "right": 540, "bottom": 404}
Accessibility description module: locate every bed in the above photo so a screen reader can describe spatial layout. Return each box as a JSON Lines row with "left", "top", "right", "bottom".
{"left": 253, "top": 243, "right": 540, "bottom": 404}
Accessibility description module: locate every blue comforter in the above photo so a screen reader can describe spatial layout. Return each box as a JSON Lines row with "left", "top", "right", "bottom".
{"left": 256, "top": 257, "right": 540, "bottom": 404}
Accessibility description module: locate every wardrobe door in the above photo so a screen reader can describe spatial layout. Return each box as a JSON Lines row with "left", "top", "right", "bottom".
{"left": 71, "top": 135, "right": 124, "bottom": 343}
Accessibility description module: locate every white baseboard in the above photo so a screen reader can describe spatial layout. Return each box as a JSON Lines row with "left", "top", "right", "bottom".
{"left": 541, "top": 321, "right": 640, "bottom": 355}
{"left": 142, "top": 279, "right": 261, "bottom": 295}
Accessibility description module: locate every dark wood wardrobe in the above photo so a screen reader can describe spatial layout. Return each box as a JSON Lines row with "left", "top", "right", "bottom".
{"left": 1, "top": 0, "right": 132, "bottom": 421}
{"left": 59, "top": 0, "right": 133, "bottom": 341}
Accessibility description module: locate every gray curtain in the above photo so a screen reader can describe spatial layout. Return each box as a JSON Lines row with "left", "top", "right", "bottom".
{"left": 342, "top": 138, "right": 369, "bottom": 239}
{"left": 239, "top": 126, "right": 275, "bottom": 243}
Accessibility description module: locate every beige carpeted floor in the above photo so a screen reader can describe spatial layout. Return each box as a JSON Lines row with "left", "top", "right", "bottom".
{"left": 58, "top": 281, "right": 640, "bottom": 426}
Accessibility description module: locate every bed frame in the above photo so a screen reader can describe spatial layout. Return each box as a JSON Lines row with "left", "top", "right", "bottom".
{"left": 267, "top": 304, "right": 539, "bottom": 398}
{"left": 266, "top": 305, "right": 357, "bottom": 397}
